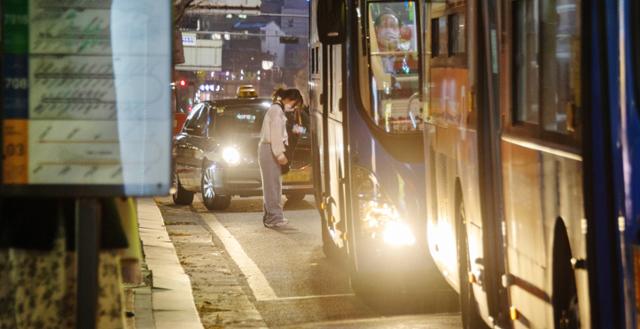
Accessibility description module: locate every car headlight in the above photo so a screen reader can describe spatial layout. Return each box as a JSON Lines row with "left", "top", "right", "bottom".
{"left": 222, "top": 146, "right": 241, "bottom": 165}
{"left": 360, "top": 200, "right": 416, "bottom": 247}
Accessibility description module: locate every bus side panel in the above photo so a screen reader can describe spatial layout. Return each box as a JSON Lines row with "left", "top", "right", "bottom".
{"left": 501, "top": 142, "right": 589, "bottom": 328}
{"left": 427, "top": 64, "right": 490, "bottom": 318}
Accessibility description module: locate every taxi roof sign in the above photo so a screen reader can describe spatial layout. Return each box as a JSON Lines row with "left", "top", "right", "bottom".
{"left": 236, "top": 85, "right": 258, "bottom": 98}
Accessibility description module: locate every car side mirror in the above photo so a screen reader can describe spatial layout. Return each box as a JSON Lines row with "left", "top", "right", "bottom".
{"left": 317, "top": 0, "right": 346, "bottom": 45}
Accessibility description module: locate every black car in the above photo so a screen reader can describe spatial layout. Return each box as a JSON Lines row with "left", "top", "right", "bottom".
{"left": 172, "top": 98, "right": 313, "bottom": 210}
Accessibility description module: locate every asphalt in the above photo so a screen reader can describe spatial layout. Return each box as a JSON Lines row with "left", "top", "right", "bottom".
{"left": 134, "top": 196, "right": 463, "bottom": 328}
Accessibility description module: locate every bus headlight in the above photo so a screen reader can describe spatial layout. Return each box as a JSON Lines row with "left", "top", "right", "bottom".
{"left": 382, "top": 221, "right": 416, "bottom": 247}
{"left": 360, "top": 200, "right": 416, "bottom": 247}
{"left": 222, "top": 146, "right": 241, "bottom": 165}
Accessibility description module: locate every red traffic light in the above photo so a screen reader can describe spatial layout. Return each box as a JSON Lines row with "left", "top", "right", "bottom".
{"left": 179, "top": 80, "right": 186, "bottom": 87}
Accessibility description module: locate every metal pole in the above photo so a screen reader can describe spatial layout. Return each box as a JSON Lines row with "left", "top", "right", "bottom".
{"left": 76, "top": 198, "right": 101, "bottom": 329}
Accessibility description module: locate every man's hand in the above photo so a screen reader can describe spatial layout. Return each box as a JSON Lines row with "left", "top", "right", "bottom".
{"left": 276, "top": 153, "right": 288, "bottom": 165}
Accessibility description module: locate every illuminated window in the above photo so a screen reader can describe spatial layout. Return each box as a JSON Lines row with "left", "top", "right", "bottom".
{"left": 366, "top": 1, "right": 422, "bottom": 133}
{"left": 513, "top": 0, "right": 582, "bottom": 137}
{"left": 448, "top": 13, "right": 465, "bottom": 56}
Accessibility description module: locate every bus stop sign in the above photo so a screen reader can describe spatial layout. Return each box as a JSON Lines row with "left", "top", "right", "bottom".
{"left": 1, "top": 0, "right": 173, "bottom": 197}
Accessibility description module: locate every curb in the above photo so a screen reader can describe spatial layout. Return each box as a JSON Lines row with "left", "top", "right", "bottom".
{"left": 136, "top": 198, "right": 204, "bottom": 329}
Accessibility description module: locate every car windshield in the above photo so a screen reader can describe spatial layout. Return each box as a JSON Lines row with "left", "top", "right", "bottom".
{"left": 210, "top": 102, "right": 269, "bottom": 137}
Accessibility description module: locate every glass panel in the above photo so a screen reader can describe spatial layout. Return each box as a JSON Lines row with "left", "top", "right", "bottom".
{"left": 438, "top": 16, "right": 448, "bottom": 57}
{"left": 212, "top": 104, "right": 267, "bottom": 136}
{"left": 367, "top": 1, "right": 421, "bottom": 132}
{"left": 514, "top": 0, "right": 540, "bottom": 125}
{"left": 541, "top": 0, "right": 581, "bottom": 135}
{"left": 449, "top": 13, "right": 466, "bottom": 56}
{"left": 183, "top": 103, "right": 205, "bottom": 130}
{"left": 431, "top": 18, "right": 439, "bottom": 57}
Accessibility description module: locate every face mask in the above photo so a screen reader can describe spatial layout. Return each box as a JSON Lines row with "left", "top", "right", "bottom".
{"left": 378, "top": 28, "right": 399, "bottom": 48}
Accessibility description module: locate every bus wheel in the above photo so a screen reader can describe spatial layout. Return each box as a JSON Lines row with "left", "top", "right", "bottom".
{"left": 552, "top": 219, "right": 580, "bottom": 329}
{"left": 456, "top": 197, "right": 486, "bottom": 329}
{"left": 172, "top": 172, "right": 194, "bottom": 205}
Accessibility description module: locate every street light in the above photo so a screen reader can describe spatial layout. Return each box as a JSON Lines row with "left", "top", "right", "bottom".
{"left": 261, "top": 60, "right": 274, "bottom": 70}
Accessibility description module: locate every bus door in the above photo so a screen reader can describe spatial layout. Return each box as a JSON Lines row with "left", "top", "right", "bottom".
{"left": 322, "top": 42, "right": 347, "bottom": 249}
{"left": 312, "top": 0, "right": 347, "bottom": 249}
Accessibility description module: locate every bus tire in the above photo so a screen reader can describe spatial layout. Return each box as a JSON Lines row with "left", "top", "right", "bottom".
{"left": 456, "top": 196, "right": 487, "bottom": 329}
{"left": 172, "top": 173, "right": 194, "bottom": 205}
{"left": 552, "top": 219, "right": 580, "bottom": 329}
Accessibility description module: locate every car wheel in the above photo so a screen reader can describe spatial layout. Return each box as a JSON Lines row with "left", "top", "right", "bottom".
{"left": 285, "top": 193, "right": 305, "bottom": 203}
{"left": 201, "top": 165, "right": 232, "bottom": 210}
{"left": 172, "top": 172, "right": 194, "bottom": 205}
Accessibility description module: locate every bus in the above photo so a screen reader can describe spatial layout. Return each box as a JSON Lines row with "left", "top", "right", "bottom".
{"left": 425, "top": 0, "right": 640, "bottom": 328}
{"left": 585, "top": 1, "right": 640, "bottom": 328}
{"left": 309, "top": 0, "right": 455, "bottom": 301}
{"left": 423, "top": 1, "right": 508, "bottom": 327}
{"left": 617, "top": 1, "right": 640, "bottom": 326}
{"left": 312, "top": 0, "right": 638, "bottom": 327}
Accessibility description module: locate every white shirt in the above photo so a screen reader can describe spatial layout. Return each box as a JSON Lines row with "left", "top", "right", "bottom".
{"left": 260, "top": 103, "right": 288, "bottom": 157}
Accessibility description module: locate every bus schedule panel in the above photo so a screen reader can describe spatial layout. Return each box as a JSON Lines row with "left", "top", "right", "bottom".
{"left": 0, "top": 0, "right": 172, "bottom": 197}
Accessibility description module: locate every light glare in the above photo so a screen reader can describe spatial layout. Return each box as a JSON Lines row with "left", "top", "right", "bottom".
{"left": 383, "top": 221, "right": 416, "bottom": 246}
{"left": 222, "top": 147, "right": 241, "bottom": 165}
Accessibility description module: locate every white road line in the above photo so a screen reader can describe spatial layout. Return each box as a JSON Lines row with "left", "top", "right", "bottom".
{"left": 203, "top": 215, "right": 279, "bottom": 301}
{"left": 260, "top": 293, "right": 356, "bottom": 302}
{"left": 202, "top": 215, "right": 356, "bottom": 302}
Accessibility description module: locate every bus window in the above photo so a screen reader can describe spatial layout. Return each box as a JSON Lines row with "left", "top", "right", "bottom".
{"left": 541, "top": 1, "right": 581, "bottom": 134}
{"left": 431, "top": 18, "right": 440, "bottom": 57}
{"left": 513, "top": 0, "right": 582, "bottom": 142}
{"left": 448, "top": 13, "right": 465, "bottom": 56}
{"left": 366, "top": 1, "right": 421, "bottom": 133}
{"left": 514, "top": 0, "right": 540, "bottom": 125}
{"left": 437, "top": 16, "right": 448, "bottom": 57}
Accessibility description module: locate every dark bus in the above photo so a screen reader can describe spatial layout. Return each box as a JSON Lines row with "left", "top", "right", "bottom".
{"left": 309, "top": 0, "right": 454, "bottom": 301}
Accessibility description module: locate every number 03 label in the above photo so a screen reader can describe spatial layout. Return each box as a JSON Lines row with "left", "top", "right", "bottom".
{"left": 3, "top": 120, "right": 28, "bottom": 184}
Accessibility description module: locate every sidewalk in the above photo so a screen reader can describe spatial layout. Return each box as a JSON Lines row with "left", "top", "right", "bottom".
{"left": 133, "top": 198, "right": 204, "bottom": 329}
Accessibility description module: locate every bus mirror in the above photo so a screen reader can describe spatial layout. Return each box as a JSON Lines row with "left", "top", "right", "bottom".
{"left": 317, "top": 0, "right": 346, "bottom": 44}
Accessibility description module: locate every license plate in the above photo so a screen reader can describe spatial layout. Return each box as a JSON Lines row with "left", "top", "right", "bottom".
{"left": 283, "top": 168, "right": 311, "bottom": 183}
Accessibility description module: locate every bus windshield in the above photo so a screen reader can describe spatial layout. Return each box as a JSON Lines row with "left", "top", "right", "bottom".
{"left": 367, "top": 1, "right": 421, "bottom": 133}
